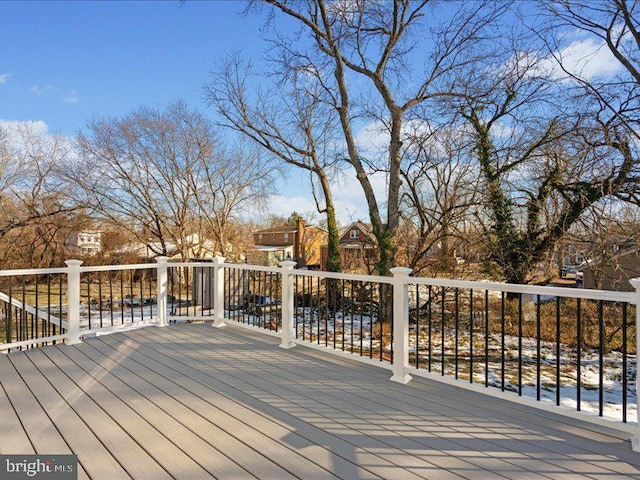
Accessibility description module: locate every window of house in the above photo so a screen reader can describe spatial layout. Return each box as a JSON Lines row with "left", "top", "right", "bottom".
{"left": 350, "top": 230, "right": 358, "bottom": 239}
{"left": 258, "top": 234, "right": 263, "bottom": 242}
{"left": 284, "top": 233, "right": 289, "bottom": 242}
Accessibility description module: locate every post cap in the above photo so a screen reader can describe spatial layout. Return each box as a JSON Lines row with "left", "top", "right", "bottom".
{"left": 279, "top": 260, "right": 297, "bottom": 269}
{"left": 64, "top": 259, "right": 84, "bottom": 267}
{"left": 213, "top": 255, "right": 226, "bottom": 264}
{"left": 630, "top": 278, "right": 640, "bottom": 289}
{"left": 155, "top": 256, "right": 169, "bottom": 263}
{"left": 389, "top": 266, "right": 412, "bottom": 277}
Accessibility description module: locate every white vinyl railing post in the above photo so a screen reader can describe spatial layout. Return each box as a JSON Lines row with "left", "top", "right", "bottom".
{"left": 155, "top": 256, "right": 168, "bottom": 327}
{"left": 279, "top": 260, "right": 297, "bottom": 349}
{"left": 389, "top": 266, "right": 413, "bottom": 384}
{"left": 212, "top": 256, "right": 227, "bottom": 328}
{"left": 65, "top": 259, "right": 83, "bottom": 345}
{"left": 630, "top": 277, "right": 640, "bottom": 452}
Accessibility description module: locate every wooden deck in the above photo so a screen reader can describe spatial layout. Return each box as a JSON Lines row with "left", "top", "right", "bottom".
{"left": 1, "top": 323, "right": 640, "bottom": 480}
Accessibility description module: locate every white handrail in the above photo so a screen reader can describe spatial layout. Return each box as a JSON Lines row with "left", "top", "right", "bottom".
{"left": 411, "top": 277, "right": 635, "bottom": 303}
{"left": 0, "top": 291, "right": 68, "bottom": 330}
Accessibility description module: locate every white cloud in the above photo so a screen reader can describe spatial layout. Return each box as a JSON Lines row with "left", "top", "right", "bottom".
{"left": 266, "top": 194, "right": 319, "bottom": 218}
{"left": 29, "top": 84, "right": 56, "bottom": 95}
{"left": 0, "top": 119, "right": 50, "bottom": 139}
{"left": 29, "top": 84, "right": 80, "bottom": 104}
{"left": 355, "top": 120, "right": 389, "bottom": 152}
{"left": 541, "top": 35, "right": 624, "bottom": 82}
{"left": 0, "top": 73, "right": 9, "bottom": 85}
{"left": 63, "top": 90, "right": 80, "bottom": 104}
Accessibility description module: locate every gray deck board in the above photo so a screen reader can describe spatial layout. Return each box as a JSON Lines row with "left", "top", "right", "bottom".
{"left": 1, "top": 322, "right": 640, "bottom": 479}
{"left": 154, "top": 325, "right": 637, "bottom": 479}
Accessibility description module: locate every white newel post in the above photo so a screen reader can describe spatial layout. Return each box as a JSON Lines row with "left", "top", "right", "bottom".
{"left": 212, "top": 256, "right": 226, "bottom": 328}
{"left": 65, "top": 259, "right": 83, "bottom": 345}
{"left": 630, "top": 278, "right": 640, "bottom": 452}
{"left": 279, "top": 260, "right": 297, "bottom": 349}
{"left": 155, "top": 256, "right": 168, "bottom": 327}
{"left": 389, "top": 266, "right": 413, "bottom": 384}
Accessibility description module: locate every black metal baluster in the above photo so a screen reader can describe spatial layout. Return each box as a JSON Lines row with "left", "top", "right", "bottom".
{"left": 139, "top": 270, "right": 144, "bottom": 323}
{"left": 57, "top": 273, "right": 62, "bottom": 335}
{"left": 518, "top": 293, "right": 523, "bottom": 396}
{"left": 350, "top": 280, "right": 354, "bottom": 354}
{"left": 21, "top": 276, "right": 27, "bottom": 343}
{"left": 7, "top": 276, "right": 13, "bottom": 342}
{"left": 369, "top": 283, "right": 373, "bottom": 358}
{"left": 556, "top": 296, "right": 561, "bottom": 406}
{"left": 149, "top": 269, "right": 154, "bottom": 321}
{"left": 536, "top": 295, "right": 541, "bottom": 401}
{"left": 429, "top": 286, "right": 433, "bottom": 372}
{"left": 576, "top": 298, "right": 581, "bottom": 411}
{"left": 36, "top": 276, "right": 42, "bottom": 340}
{"left": 109, "top": 272, "right": 114, "bottom": 326}
{"left": 186, "top": 267, "right": 191, "bottom": 319}
{"left": 87, "top": 275, "right": 92, "bottom": 329}
{"left": 130, "top": 270, "right": 135, "bottom": 323}
{"left": 455, "top": 288, "right": 459, "bottom": 379}
{"left": 47, "top": 275, "right": 52, "bottom": 338}
{"left": 501, "top": 292, "right": 505, "bottom": 391}
{"left": 622, "top": 303, "right": 628, "bottom": 423}
{"left": 359, "top": 281, "right": 363, "bottom": 355}
{"left": 469, "top": 289, "right": 474, "bottom": 383}
{"left": 98, "top": 271, "right": 103, "bottom": 328}
{"left": 121, "top": 270, "right": 127, "bottom": 323}
{"left": 378, "top": 291, "right": 383, "bottom": 363}
{"left": 598, "top": 300, "right": 604, "bottom": 417}
{"left": 416, "top": 284, "right": 420, "bottom": 369}
{"left": 441, "top": 286, "right": 446, "bottom": 376}
{"left": 484, "top": 290, "right": 488, "bottom": 387}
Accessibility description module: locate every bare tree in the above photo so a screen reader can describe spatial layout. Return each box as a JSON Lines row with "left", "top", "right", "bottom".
{"left": 205, "top": 54, "right": 343, "bottom": 271}
{"left": 0, "top": 123, "right": 78, "bottom": 267}
{"left": 447, "top": 30, "right": 640, "bottom": 285}
{"left": 72, "top": 101, "right": 271, "bottom": 261}
{"left": 248, "top": 0, "right": 507, "bottom": 275}
{"left": 398, "top": 124, "right": 479, "bottom": 276}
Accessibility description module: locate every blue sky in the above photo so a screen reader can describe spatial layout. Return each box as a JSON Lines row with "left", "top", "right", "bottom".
{"left": 1, "top": 1, "right": 267, "bottom": 132}
{"left": 1, "top": 0, "right": 347, "bottom": 222}
{"left": 0, "top": 1, "right": 622, "bottom": 226}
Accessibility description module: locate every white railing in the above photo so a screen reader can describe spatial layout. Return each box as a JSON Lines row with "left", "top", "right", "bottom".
{"left": 1, "top": 256, "right": 639, "bottom": 449}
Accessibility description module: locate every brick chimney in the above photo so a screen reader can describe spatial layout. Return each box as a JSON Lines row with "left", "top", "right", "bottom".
{"left": 295, "top": 217, "right": 305, "bottom": 263}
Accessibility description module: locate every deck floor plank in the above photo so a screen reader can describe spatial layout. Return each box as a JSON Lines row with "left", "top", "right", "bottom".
{"left": 10, "top": 350, "right": 133, "bottom": 479}
{"left": 2, "top": 323, "right": 640, "bottom": 480}
{"left": 0, "top": 367, "right": 34, "bottom": 455}
{"left": 79, "top": 337, "right": 315, "bottom": 480}
{"left": 171, "top": 328, "right": 555, "bottom": 476}
{"left": 0, "top": 353, "right": 90, "bottom": 480}
{"left": 30, "top": 347, "right": 169, "bottom": 480}
{"left": 143, "top": 326, "right": 518, "bottom": 480}
{"left": 41, "top": 346, "right": 212, "bottom": 479}
{"left": 96, "top": 330, "right": 393, "bottom": 480}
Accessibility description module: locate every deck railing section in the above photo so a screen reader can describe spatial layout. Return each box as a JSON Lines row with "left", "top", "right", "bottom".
{"left": 291, "top": 269, "right": 393, "bottom": 363}
{"left": 1, "top": 257, "right": 639, "bottom": 445}
{"left": 406, "top": 278, "right": 636, "bottom": 424}
{"left": 78, "top": 263, "right": 160, "bottom": 333}
{"left": 0, "top": 267, "right": 68, "bottom": 351}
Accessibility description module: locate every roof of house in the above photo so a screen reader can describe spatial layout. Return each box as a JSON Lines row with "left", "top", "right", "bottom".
{"left": 340, "top": 221, "right": 377, "bottom": 245}
{"left": 253, "top": 225, "right": 298, "bottom": 235}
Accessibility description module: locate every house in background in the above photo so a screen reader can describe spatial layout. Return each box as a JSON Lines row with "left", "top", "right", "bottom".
{"left": 247, "top": 218, "right": 327, "bottom": 268}
{"left": 579, "top": 239, "right": 640, "bottom": 291}
{"left": 320, "top": 221, "right": 378, "bottom": 273}
{"left": 66, "top": 231, "right": 102, "bottom": 256}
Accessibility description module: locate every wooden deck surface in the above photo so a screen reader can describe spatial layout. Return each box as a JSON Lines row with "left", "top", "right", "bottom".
{"left": 1, "top": 322, "right": 640, "bottom": 479}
